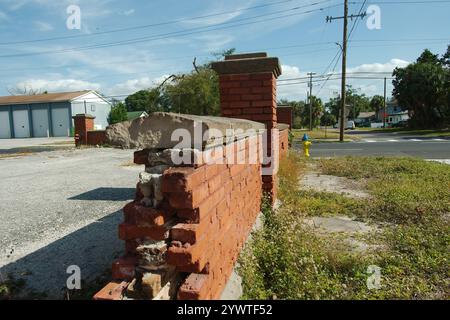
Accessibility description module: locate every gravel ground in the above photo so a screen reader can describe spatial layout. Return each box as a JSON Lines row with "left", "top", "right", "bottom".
{"left": 0, "top": 147, "right": 142, "bottom": 299}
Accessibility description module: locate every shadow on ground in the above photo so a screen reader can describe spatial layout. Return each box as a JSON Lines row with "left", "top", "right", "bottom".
{"left": 68, "top": 187, "right": 135, "bottom": 201}
{"left": 0, "top": 210, "right": 124, "bottom": 299}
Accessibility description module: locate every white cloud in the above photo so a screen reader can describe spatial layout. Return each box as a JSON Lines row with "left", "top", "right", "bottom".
{"left": 348, "top": 59, "right": 410, "bottom": 75}
{"left": 14, "top": 78, "right": 101, "bottom": 93}
{"left": 0, "top": 10, "right": 10, "bottom": 21}
{"left": 34, "top": 21, "right": 53, "bottom": 31}
{"left": 107, "top": 75, "right": 171, "bottom": 96}
{"left": 276, "top": 59, "right": 410, "bottom": 102}
{"left": 277, "top": 64, "right": 309, "bottom": 101}
{"left": 123, "top": 9, "right": 135, "bottom": 16}
{"left": 180, "top": 0, "right": 255, "bottom": 27}
{"left": 193, "top": 33, "right": 235, "bottom": 52}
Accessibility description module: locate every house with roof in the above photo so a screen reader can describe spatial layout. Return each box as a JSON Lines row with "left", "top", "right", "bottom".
{"left": 376, "top": 102, "right": 409, "bottom": 126}
{"left": 127, "top": 111, "right": 149, "bottom": 121}
{"left": 0, "top": 90, "right": 111, "bottom": 139}
{"left": 355, "top": 111, "right": 376, "bottom": 127}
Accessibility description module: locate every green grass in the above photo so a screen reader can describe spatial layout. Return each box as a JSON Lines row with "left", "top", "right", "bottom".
{"left": 291, "top": 129, "right": 360, "bottom": 141}
{"left": 239, "top": 153, "right": 450, "bottom": 299}
{"left": 356, "top": 127, "right": 450, "bottom": 137}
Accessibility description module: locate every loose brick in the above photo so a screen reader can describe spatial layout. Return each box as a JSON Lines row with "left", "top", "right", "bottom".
{"left": 111, "top": 256, "right": 137, "bottom": 280}
{"left": 118, "top": 223, "right": 168, "bottom": 241}
{"left": 162, "top": 166, "right": 205, "bottom": 193}
{"left": 93, "top": 281, "right": 128, "bottom": 300}
{"left": 123, "top": 202, "right": 172, "bottom": 226}
{"left": 177, "top": 273, "right": 210, "bottom": 300}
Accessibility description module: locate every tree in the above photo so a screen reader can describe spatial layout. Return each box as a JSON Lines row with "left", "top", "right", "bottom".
{"left": 163, "top": 68, "right": 220, "bottom": 115}
{"left": 320, "top": 111, "right": 336, "bottom": 127}
{"left": 325, "top": 86, "right": 370, "bottom": 120}
{"left": 393, "top": 47, "right": 450, "bottom": 128}
{"left": 440, "top": 45, "right": 450, "bottom": 67}
{"left": 7, "top": 85, "right": 42, "bottom": 95}
{"left": 370, "top": 95, "right": 384, "bottom": 114}
{"left": 108, "top": 102, "right": 128, "bottom": 124}
{"left": 125, "top": 90, "right": 153, "bottom": 112}
{"left": 416, "top": 49, "right": 440, "bottom": 65}
{"left": 300, "top": 96, "right": 323, "bottom": 128}
{"left": 123, "top": 50, "right": 236, "bottom": 116}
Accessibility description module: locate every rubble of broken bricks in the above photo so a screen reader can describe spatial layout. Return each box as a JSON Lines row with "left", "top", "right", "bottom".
{"left": 109, "top": 150, "right": 183, "bottom": 300}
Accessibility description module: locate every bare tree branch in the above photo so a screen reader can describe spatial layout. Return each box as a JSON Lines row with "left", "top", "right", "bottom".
{"left": 192, "top": 57, "right": 200, "bottom": 74}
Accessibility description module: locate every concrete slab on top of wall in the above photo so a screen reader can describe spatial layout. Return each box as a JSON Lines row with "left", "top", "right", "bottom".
{"left": 105, "top": 112, "right": 266, "bottom": 150}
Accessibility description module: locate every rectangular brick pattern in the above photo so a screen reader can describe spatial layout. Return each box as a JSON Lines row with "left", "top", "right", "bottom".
{"left": 218, "top": 73, "right": 277, "bottom": 130}
{"left": 166, "top": 137, "right": 263, "bottom": 300}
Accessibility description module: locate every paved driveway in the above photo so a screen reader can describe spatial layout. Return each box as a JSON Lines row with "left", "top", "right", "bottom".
{"left": 0, "top": 147, "right": 141, "bottom": 298}
{"left": 0, "top": 137, "right": 74, "bottom": 153}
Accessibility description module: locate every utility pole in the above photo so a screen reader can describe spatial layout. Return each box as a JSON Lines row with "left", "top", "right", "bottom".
{"left": 326, "top": 0, "right": 366, "bottom": 142}
{"left": 383, "top": 77, "right": 387, "bottom": 128}
{"left": 307, "top": 72, "right": 316, "bottom": 131}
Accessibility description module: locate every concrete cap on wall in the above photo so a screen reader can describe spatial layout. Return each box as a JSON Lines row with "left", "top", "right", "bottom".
{"left": 105, "top": 112, "right": 266, "bottom": 150}
{"left": 211, "top": 52, "right": 282, "bottom": 78}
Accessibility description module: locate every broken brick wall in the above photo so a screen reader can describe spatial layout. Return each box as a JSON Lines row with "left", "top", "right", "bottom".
{"left": 95, "top": 132, "right": 263, "bottom": 300}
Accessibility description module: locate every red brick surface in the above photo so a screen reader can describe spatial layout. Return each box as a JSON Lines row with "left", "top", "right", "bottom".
{"left": 93, "top": 281, "right": 128, "bottom": 300}
{"left": 86, "top": 130, "right": 106, "bottom": 145}
{"left": 276, "top": 107, "right": 293, "bottom": 129}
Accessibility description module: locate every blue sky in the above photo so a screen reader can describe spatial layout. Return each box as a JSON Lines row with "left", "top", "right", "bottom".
{"left": 0, "top": 0, "right": 449, "bottom": 102}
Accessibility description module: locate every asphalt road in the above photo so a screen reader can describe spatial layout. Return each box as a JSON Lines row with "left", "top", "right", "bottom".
{"left": 294, "top": 131, "right": 450, "bottom": 159}
{"left": 0, "top": 147, "right": 141, "bottom": 298}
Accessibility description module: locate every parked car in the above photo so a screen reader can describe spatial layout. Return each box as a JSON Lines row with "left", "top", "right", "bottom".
{"left": 333, "top": 121, "right": 356, "bottom": 130}
{"left": 345, "top": 121, "right": 356, "bottom": 130}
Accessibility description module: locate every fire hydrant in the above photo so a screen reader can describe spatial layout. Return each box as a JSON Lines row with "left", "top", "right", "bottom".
{"left": 302, "top": 134, "right": 312, "bottom": 158}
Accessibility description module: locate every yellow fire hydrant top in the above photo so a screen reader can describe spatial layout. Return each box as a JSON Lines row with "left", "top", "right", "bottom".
{"left": 302, "top": 134, "right": 312, "bottom": 158}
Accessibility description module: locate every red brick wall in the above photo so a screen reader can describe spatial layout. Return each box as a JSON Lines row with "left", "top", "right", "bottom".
{"left": 277, "top": 107, "right": 293, "bottom": 129}
{"left": 279, "top": 129, "right": 289, "bottom": 159}
{"left": 87, "top": 130, "right": 106, "bottom": 146}
{"left": 95, "top": 134, "right": 263, "bottom": 300}
{"left": 73, "top": 114, "right": 107, "bottom": 146}
{"left": 218, "top": 73, "right": 277, "bottom": 130}
{"left": 72, "top": 114, "right": 94, "bottom": 146}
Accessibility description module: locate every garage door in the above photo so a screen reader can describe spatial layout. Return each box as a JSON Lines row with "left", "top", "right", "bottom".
{"left": 13, "top": 109, "right": 30, "bottom": 138}
{"left": 0, "top": 111, "right": 11, "bottom": 138}
{"left": 32, "top": 109, "right": 49, "bottom": 137}
{"left": 51, "top": 108, "right": 70, "bottom": 137}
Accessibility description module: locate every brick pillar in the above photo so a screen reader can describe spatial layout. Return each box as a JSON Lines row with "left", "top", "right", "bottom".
{"left": 211, "top": 52, "right": 282, "bottom": 202}
{"left": 72, "top": 114, "right": 95, "bottom": 146}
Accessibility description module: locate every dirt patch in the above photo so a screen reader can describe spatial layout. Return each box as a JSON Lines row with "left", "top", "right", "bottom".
{"left": 302, "top": 215, "right": 383, "bottom": 253}
{"left": 300, "top": 172, "right": 370, "bottom": 199}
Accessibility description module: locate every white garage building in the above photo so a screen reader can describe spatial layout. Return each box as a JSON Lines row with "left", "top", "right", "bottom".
{"left": 0, "top": 90, "right": 111, "bottom": 139}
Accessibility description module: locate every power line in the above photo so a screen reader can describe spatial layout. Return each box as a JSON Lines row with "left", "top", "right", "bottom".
{"left": 0, "top": 0, "right": 309, "bottom": 46}
{"left": 353, "top": 0, "right": 450, "bottom": 4}
{"left": 0, "top": 2, "right": 342, "bottom": 59}
{"left": 1, "top": 37, "right": 447, "bottom": 75}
